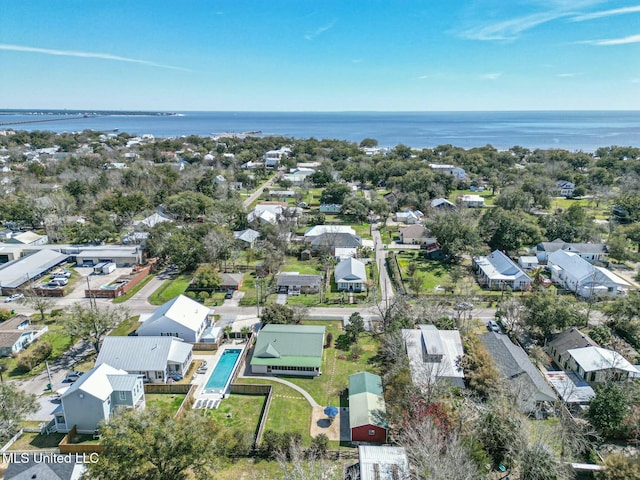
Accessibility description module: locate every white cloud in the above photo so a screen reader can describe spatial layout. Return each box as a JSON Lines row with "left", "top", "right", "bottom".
{"left": 581, "top": 34, "right": 640, "bottom": 45}
{"left": 571, "top": 5, "right": 640, "bottom": 21}
{"left": 0, "top": 44, "right": 191, "bottom": 71}
{"left": 556, "top": 72, "right": 577, "bottom": 77}
{"left": 459, "top": 11, "right": 570, "bottom": 41}
{"left": 304, "top": 20, "right": 337, "bottom": 40}
{"left": 480, "top": 72, "right": 503, "bottom": 80}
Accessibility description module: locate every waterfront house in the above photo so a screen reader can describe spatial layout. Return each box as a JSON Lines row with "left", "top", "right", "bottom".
{"left": 250, "top": 324, "right": 325, "bottom": 376}
{"left": 136, "top": 294, "right": 210, "bottom": 342}
{"left": 96, "top": 336, "right": 193, "bottom": 383}
{"left": 56, "top": 363, "right": 145, "bottom": 434}
{"left": 349, "top": 372, "right": 388, "bottom": 443}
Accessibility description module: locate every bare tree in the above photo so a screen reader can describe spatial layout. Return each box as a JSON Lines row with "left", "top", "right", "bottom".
{"left": 24, "top": 286, "right": 56, "bottom": 322}
{"left": 497, "top": 297, "right": 525, "bottom": 334}
{"left": 66, "top": 303, "right": 130, "bottom": 353}
{"left": 269, "top": 438, "right": 340, "bottom": 480}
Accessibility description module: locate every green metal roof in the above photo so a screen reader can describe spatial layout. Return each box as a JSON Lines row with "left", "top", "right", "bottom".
{"left": 349, "top": 372, "right": 384, "bottom": 396}
{"left": 250, "top": 324, "right": 325, "bottom": 368}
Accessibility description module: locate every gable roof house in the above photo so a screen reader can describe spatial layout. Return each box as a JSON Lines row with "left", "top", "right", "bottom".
{"left": 220, "top": 273, "right": 243, "bottom": 291}
{"left": 56, "top": 363, "right": 145, "bottom": 434}
{"left": 480, "top": 332, "right": 556, "bottom": 413}
{"left": 398, "top": 225, "right": 432, "bottom": 245}
{"left": 310, "top": 232, "right": 362, "bottom": 255}
{"left": 459, "top": 194, "right": 485, "bottom": 208}
{"left": 403, "top": 324, "right": 465, "bottom": 389}
{"left": 234, "top": 228, "right": 261, "bottom": 248}
{"left": 96, "top": 336, "right": 193, "bottom": 383}
{"left": 430, "top": 197, "right": 457, "bottom": 210}
{"left": 335, "top": 257, "right": 367, "bottom": 292}
{"left": 349, "top": 372, "right": 388, "bottom": 443}
{"left": 566, "top": 346, "right": 639, "bottom": 385}
{"left": 547, "top": 327, "right": 598, "bottom": 370}
{"left": 472, "top": 250, "right": 532, "bottom": 291}
{"left": 304, "top": 224, "right": 356, "bottom": 239}
{"left": 250, "top": 324, "right": 325, "bottom": 377}
{"left": 557, "top": 180, "right": 576, "bottom": 197}
{"left": 536, "top": 239, "right": 608, "bottom": 263}
{"left": 135, "top": 294, "right": 210, "bottom": 342}
{"left": 428, "top": 163, "right": 467, "bottom": 180}
{"left": 547, "top": 250, "right": 630, "bottom": 298}
{"left": 248, "top": 202, "right": 301, "bottom": 225}
{"left": 0, "top": 315, "right": 36, "bottom": 357}
{"left": 132, "top": 212, "right": 173, "bottom": 231}
{"left": 394, "top": 210, "right": 423, "bottom": 224}
{"left": 276, "top": 272, "right": 322, "bottom": 294}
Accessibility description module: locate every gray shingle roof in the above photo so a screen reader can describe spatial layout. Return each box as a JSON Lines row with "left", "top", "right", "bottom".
{"left": 4, "top": 455, "right": 81, "bottom": 480}
{"left": 547, "top": 328, "right": 598, "bottom": 358}
{"left": 311, "top": 232, "right": 362, "bottom": 248}
{"left": 276, "top": 273, "right": 322, "bottom": 287}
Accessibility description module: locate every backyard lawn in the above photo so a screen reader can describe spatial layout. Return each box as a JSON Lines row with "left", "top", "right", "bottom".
{"left": 8, "top": 432, "right": 66, "bottom": 450}
{"left": 280, "top": 256, "right": 322, "bottom": 275}
{"left": 145, "top": 393, "right": 187, "bottom": 415}
{"left": 148, "top": 275, "right": 192, "bottom": 305}
{"left": 108, "top": 315, "right": 141, "bottom": 336}
{"left": 206, "top": 393, "right": 265, "bottom": 441}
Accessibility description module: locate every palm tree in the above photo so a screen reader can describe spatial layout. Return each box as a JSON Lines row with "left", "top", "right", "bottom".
{"left": 223, "top": 326, "right": 232, "bottom": 342}
{"left": 240, "top": 326, "right": 251, "bottom": 339}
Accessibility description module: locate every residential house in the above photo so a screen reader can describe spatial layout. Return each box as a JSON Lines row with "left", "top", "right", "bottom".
{"left": 518, "top": 255, "right": 540, "bottom": 271}
{"left": 356, "top": 446, "right": 410, "bottom": 480}
{"left": 263, "top": 147, "right": 291, "bottom": 167}
{"left": 5, "top": 231, "right": 48, "bottom": 246}
{"left": 565, "top": 346, "right": 639, "bottom": 384}
{"left": 250, "top": 324, "right": 325, "bottom": 376}
{"left": 220, "top": 273, "right": 243, "bottom": 291}
{"left": 544, "top": 370, "right": 596, "bottom": 405}
{"left": 398, "top": 225, "right": 432, "bottom": 246}
{"left": 283, "top": 167, "right": 315, "bottom": 183}
{"left": 394, "top": 210, "right": 423, "bottom": 224}
{"left": 269, "top": 190, "right": 296, "bottom": 198}
{"left": 459, "top": 194, "right": 485, "bottom": 208}
{"left": 428, "top": 163, "right": 467, "bottom": 180}
{"left": 349, "top": 372, "right": 388, "bottom": 443}
{"left": 403, "top": 324, "right": 465, "bottom": 389}
{"left": 4, "top": 455, "right": 86, "bottom": 480}
{"left": 480, "top": 332, "right": 556, "bottom": 413}
{"left": 430, "top": 197, "right": 457, "bottom": 210}
{"left": 547, "top": 328, "right": 598, "bottom": 370}
{"left": 335, "top": 257, "right": 367, "bottom": 292}
{"left": 319, "top": 203, "right": 342, "bottom": 213}
{"left": 536, "top": 239, "right": 608, "bottom": 263}
{"left": 96, "top": 336, "right": 193, "bottom": 383}
{"left": 276, "top": 272, "right": 322, "bottom": 294}
{"left": 56, "top": 363, "right": 145, "bottom": 434}
{"left": 547, "top": 250, "right": 630, "bottom": 298}
{"left": 136, "top": 294, "right": 210, "bottom": 343}
{"left": 472, "top": 250, "right": 532, "bottom": 291}
{"left": 234, "top": 228, "right": 261, "bottom": 248}
{"left": 0, "top": 315, "right": 36, "bottom": 357}
{"left": 248, "top": 202, "right": 301, "bottom": 225}
{"left": 133, "top": 212, "right": 173, "bottom": 231}
{"left": 304, "top": 224, "right": 356, "bottom": 239}
{"left": 557, "top": 180, "right": 576, "bottom": 197}
{"left": 310, "top": 232, "right": 362, "bottom": 256}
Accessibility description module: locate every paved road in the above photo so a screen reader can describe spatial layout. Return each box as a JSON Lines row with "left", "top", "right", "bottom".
{"left": 372, "top": 225, "right": 395, "bottom": 310}
{"left": 242, "top": 173, "right": 280, "bottom": 209}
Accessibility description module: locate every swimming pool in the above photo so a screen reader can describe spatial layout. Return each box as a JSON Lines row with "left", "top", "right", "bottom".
{"left": 203, "top": 349, "right": 242, "bottom": 395}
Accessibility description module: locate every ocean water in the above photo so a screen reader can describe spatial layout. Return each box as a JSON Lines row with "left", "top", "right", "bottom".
{"left": 1, "top": 110, "right": 639, "bottom": 152}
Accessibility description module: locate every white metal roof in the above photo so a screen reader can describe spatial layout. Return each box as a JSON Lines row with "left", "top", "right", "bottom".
{"left": 137, "top": 294, "right": 209, "bottom": 334}
{"left": 0, "top": 249, "right": 68, "bottom": 288}
{"left": 568, "top": 346, "right": 639, "bottom": 374}
{"left": 358, "top": 446, "right": 410, "bottom": 480}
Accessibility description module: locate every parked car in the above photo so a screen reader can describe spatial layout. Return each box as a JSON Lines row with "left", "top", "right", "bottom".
{"left": 224, "top": 290, "right": 234, "bottom": 299}
{"left": 487, "top": 320, "right": 501, "bottom": 333}
{"left": 4, "top": 293, "right": 24, "bottom": 303}
{"left": 63, "top": 371, "right": 83, "bottom": 383}
{"left": 52, "top": 271, "right": 71, "bottom": 279}
{"left": 49, "top": 277, "right": 68, "bottom": 286}
{"left": 169, "top": 374, "right": 183, "bottom": 381}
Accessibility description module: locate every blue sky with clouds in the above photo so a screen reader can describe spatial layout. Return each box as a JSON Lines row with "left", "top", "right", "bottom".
{"left": 1, "top": 0, "right": 639, "bottom": 111}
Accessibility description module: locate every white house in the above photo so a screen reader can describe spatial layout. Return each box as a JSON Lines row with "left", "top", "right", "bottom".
{"left": 283, "top": 167, "right": 315, "bottom": 183}
{"left": 428, "top": 163, "right": 467, "bottom": 180}
{"left": 335, "top": 257, "right": 367, "bottom": 292}
{"left": 557, "top": 180, "right": 576, "bottom": 197}
{"left": 472, "top": 250, "right": 532, "bottom": 291}
{"left": 547, "top": 250, "right": 630, "bottom": 298}
{"left": 394, "top": 210, "right": 423, "bottom": 224}
{"left": 566, "top": 346, "right": 639, "bottom": 384}
{"left": 56, "top": 363, "right": 145, "bottom": 434}
{"left": 136, "top": 294, "right": 210, "bottom": 342}
{"left": 304, "top": 224, "right": 355, "bottom": 239}
{"left": 518, "top": 255, "right": 540, "bottom": 271}
{"left": 430, "top": 198, "right": 457, "bottom": 210}
{"left": 536, "top": 239, "right": 608, "bottom": 264}
{"left": 403, "top": 324, "right": 465, "bottom": 388}
{"left": 96, "top": 336, "right": 193, "bottom": 383}
{"left": 459, "top": 194, "right": 485, "bottom": 208}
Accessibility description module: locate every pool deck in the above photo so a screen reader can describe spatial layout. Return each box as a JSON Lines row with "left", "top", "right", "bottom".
{"left": 190, "top": 342, "right": 248, "bottom": 407}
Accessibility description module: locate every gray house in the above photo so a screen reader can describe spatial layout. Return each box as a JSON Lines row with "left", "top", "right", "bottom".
{"left": 334, "top": 257, "right": 367, "bottom": 292}
{"left": 96, "top": 336, "right": 193, "bottom": 383}
{"left": 56, "top": 363, "right": 145, "bottom": 434}
{"left": 276, "top": 272, "right": 322, "bottom": 295}
{"left": 0, "top": 315, "right": 36, "bottom": 357}
{"left": 4, "top": 455, "right": 85, "bottom": 480}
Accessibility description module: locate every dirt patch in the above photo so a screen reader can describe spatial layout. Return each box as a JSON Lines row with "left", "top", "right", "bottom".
{"left": 310, "top": 406, "right": 351, "bottom": 442}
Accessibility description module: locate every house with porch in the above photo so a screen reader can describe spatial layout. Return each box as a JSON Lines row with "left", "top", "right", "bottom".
{"left": 565, "top": 346, "right": 639, "bottom": 385}
{"left": 96, "top": 336, "right": 193, "bottom": 383}
{"left": 55, "top": 363, "right": 145, "bottom": 434}
{"left": 276, "top": 272, "right": 322, "bottom": 294}
{"left": 557, "top": 180, "right": 576, "bottom": 197}
{"left": 535, "top": 239, "right": 607, "bottom": 263}
{"left": 135, "top": 294, "right": 210, "bottom": 343}
{"left": 335, "top": 257, "right": 367, "bottom": 292}
{"left": 472, "top": 250, "right": 532, "bottom": 291}
{"left": 250, "top": 324, "right": 325, "bottom": 376}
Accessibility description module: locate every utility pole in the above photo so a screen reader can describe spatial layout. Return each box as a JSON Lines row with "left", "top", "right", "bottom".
{"left": 45, "top": 360, "right": 53, "bottom": 391}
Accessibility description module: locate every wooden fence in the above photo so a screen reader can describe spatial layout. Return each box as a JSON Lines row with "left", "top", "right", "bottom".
{"left": 58, "top": 426, "right": 103, "bottom": 454}
{"left": 143, "top": 383, "right": 192, "bottom": 394}
{"left": 175, "top": 384, "right": 198, "bottom": 419}
{"left": 230, "top": 383, "right": 273, "bottom": 448}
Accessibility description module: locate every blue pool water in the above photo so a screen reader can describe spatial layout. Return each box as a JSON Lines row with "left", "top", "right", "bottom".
{"left": 204, "top": 349, "right": 241, "bottom": 394}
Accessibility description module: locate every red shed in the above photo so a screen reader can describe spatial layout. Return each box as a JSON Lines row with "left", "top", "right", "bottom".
{"left": 348, "top": 372, "right": 388, "bottom": 443}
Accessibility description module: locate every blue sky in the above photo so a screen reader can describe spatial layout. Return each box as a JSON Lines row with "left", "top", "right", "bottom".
{"left": 1, "top": 0, "right": 639, "bottom": 111}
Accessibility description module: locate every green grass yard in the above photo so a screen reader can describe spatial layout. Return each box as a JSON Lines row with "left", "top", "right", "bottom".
{"left": 145, "top": 393, "right": 187, "bottom": 415}
{"left": 7, "top": 432, "right": 66, "bottom": 450}
{"left": 112, "top": 274, "right": 156, "bottom": 304}
{"left": 148, "top": 274, "right": 192, "bottom": 305}
{"left": 108, "top": 315, "right": 141, "bottom": 337}
{"left": 206, "top": 393, "right": 265, "bottom": 441}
